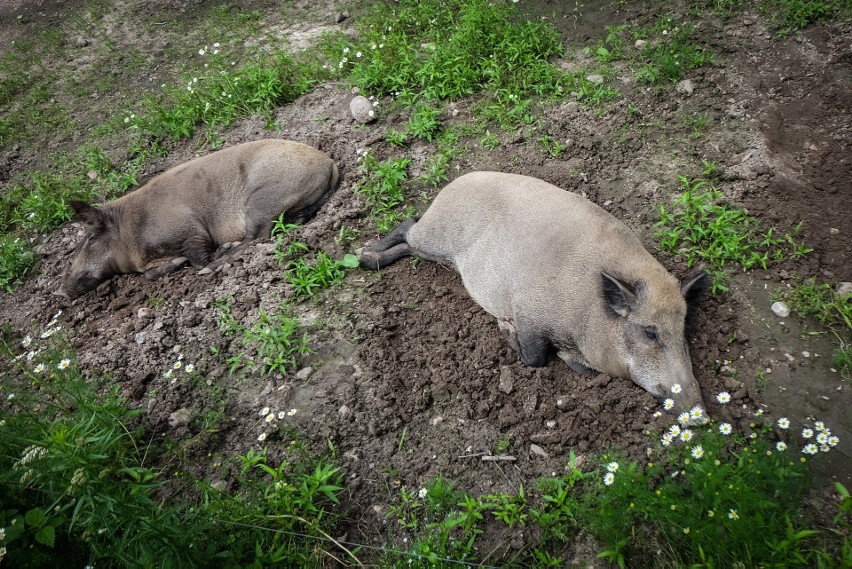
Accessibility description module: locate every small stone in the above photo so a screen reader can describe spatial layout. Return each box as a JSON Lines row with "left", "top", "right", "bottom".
{"left": 335, "top": 11, "right": 349, "bottom": 23}
{"left": 603, "top": 200, "right": 613, "bottom": 207}
{"left": 836, "top": 282, "right": 852, "bottom": 297}
{"left": 430, "top": 416, "right": 443, "bottom": 426}
{"left": 545, "top": 420, "right": 557, "bottom": 429}
{"left": 676, "top": 79, "right": 695, "bottom": 95}
{"left": 634, "top": 39, "right": 647, "bottom": 50}
{"left": 529, "top": 444, "right": 549, "bottom": 458}
{"left": 134, "top": 331, "right": 148, "bottom": 344}
{"left": 338, "top": 404, "right": 351, "bottom": 418}
{"left": 75, "top": 36, "right": 89, "bottom": 48}
{"left": 802, "top": 351, "right": 810, "bottom": 358}
{"left": 168, "top": 408, "right": 192, "bottom": 428}
{"left": 137, "top": 307, "right": 154, "bottom": 319}
{"left": 829, "top": 227, "right": 840, "bottom": 235}
{"left": 498, "top": 366, "right": 514, "bottom": 394}
{"left": 86, "top": 170, "right": 98, "bottom": 180}
{"left": 556, "top": 397, "right": 570, "bottom": 410}
{"left": 771, "top": 301, "right": 790, "bottom": 318}
{"left": 585, "top": 74, "right": 604, "bottom": 84}
{"left": 197, "top": 267, "right": 212, "bottom": 275}
{"left": 420, "top": 42, "right": 437, "bottom": 51}
{"left": 349, "top": 95, "right": 375, "bottom": 124}
{"left": 295, "top": 367, "right": 314, "bottom": 381}
{"left": 210, "top": 479, "right": 228, "bottom": 492}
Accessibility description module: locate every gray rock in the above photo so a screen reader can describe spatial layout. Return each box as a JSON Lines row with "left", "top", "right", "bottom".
{"left": 210, "top": 479, "right": 228, "bottom": 492}
{"left": 295, "top": 367, "right": 314, "bottom": 381}
{"left": 634, "top": 39, "right": 647, "bottom": 50}
{"left": 836, "top": 282, "right": 852, "bottom": 297}
{"left": 137, "top": 307, "right": 154, "bottom": 320}
{"left": 338, "top": 404, "right": 351, "bottom": 418}
{"left": 335, "top": 11, "right": 349, "bottom": 23}
{"left": 770, "top": 301, "right": 790, "bottom": 318}
{"left": 134, "top": 331, "right": 148, "bottom": 344}
{"left": 75, "top": 36, "right": 89, "bottom": 48}
{"left": 585, "top": 74, "right": 604, "bottom": 84}
{"left": 168, "top": 408, "right": 192, "bottom": 428}
{"left": 349, "top": 95, "right": 375, "bottom": 124}
{"left": 498, "top": 366, "right": 514, "bottom": 394}
{"left": 530, "top": 444, "right": 549, "bottom": 457}
{"left": 676, "top": 79, "right": 695, "bottom": 95}
{"left": 545, "top": 420, "right": 557, "bottom": 429}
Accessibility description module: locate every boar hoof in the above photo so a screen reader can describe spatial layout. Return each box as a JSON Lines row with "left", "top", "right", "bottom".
{"left": 564, "top": 360, "right": 592, "bottom": 375}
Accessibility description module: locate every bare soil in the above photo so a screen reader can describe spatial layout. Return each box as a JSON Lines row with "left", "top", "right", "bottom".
{"left": 1, "top": 0, "right": 850, "bottom": 563}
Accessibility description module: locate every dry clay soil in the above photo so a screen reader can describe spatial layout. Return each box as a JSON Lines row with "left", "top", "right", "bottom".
{"left": 1, "top": 0, "right": 851, "bottom": 560}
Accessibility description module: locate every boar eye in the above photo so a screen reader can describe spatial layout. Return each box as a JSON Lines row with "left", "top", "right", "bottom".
{"left": 644, "top": 326, "right": 660, "bottom": 343}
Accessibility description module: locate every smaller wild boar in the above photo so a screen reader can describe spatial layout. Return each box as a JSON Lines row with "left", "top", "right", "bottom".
{"left": 359, "top": 172, "right": 709, "bottom": 420}
{"left": 56, "top": 139, "right": 338, "bottom": 300}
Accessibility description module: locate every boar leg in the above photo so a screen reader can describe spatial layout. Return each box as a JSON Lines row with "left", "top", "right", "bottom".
{"left": 358, "top": 218, "right": 418, "bottom": 270}
{"left": 144, "top": 257, "right": 189, "bottom": 280}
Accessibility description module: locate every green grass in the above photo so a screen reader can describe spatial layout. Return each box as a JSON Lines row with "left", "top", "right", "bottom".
{"left": 655, "top": 176, "right": 812, "bottom": 293}
{"left": 355, "top": 152, "right": 414, "bottom": 232}
{"left": 0, "top": 236, "right": 36, "bottom": 292}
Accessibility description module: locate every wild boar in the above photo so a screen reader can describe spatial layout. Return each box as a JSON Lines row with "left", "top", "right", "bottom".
{"left": 55, "top": 139, "right": 339, "bottom": 300}
{"left": 359, "top": 171, "right": 709, "bottom": 419}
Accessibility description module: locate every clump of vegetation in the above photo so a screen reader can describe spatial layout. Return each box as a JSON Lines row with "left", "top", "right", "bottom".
{"left": 655, "top": 176, "right": 811, "bottom": 293}
{"left": 356, "top": 151, "right": 414, "bottom": 232}
{"left": 773, "top": 276, "right": 852, "bottom": 373}
{"left": 0, "top": 236, "right": 36, "bottom": 292}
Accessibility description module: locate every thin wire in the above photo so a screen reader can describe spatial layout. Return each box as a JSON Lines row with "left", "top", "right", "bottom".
{"left": 211, "top": 517, "right": 504, "bottom": 569}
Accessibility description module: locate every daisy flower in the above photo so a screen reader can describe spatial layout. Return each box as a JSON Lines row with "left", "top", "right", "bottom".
{"left": 663, "top": 398, "right": 674, "bottom": 410}
{"left": 172, "top": 361, "right": 182, "bottom": 370}
{"left": 287, "top": 408, "right": 298, "bottom": 416}
{"left": 259, "top": 407, "right": 270, "bottom": 416}
{"left": 671, "top": 384, "right": 682, "bottom": 394}
{"left": 278, "top": 411, "right": 286, "bottom": 420}
{"left": 668, "top": 425, "right": 681, "bottom": 437}
{"left": 603, "top": 472, "right": 615, "bottom": 486}
{"left": 257, "top": 433, "right": 267, "bottom": 442}
{"left": 716, "top": 391, "right": 731, "bottom": 404}
{"left": 828, "top": 436, "right": 839, "bottom": 447}
{"left": 57, "top": 359, "right": 70, "bottom": 370}
{"left": 777, "top": 417, "right": 790, "bottom": 429}
{"left": 728, "top": 509, "right": 739, "bottom": 520}
{"left": 718, "top": 423, "right": 733, "bottom": 435}
{"left": 607, "top": 462, "right": 619, "bottom": 473}
{"left": 680, "top": 429, "right": 694, "bottom": 442}
{"left": 678, "top": 412, "right": 690, "bottom": 424}
{"left": 814, "top": 421, "right": 825, "bottom": 432}
{"left": 802, "top": 428, "right": 814, "bottom": 439}
{"left": 661, "top": 433, "right": 674, "bottom": 446}
{"left": 802, "top": 443, "right": 818, "bottom": 455}
{"left": 33, "top": 363, "right": 45, "bottom": 374}
{"left": 690, "top": 406, "right": 703, "bottom": 419}
{"left": 21, "top": 335, "right": 32, "bottom": 347}
{"left": 776, "top": 441, "right": 787, "bottom": 451}
{"left": 418, "top": 488, "right": 428, "bottom": 499}
{"left": 265, "top": 413, "right": 275, "bottom": 423}
{"left": 691, "top": 446, "right": 704, "bottom": 459}
{"left": 816, "top": 432, "right": 829, "bottom": 444}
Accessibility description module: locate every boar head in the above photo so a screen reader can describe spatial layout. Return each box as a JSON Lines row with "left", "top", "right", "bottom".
{"left": 601, "top": 269, "right": 709, "bottom": 423}
{"left": 54, "top": 201, "right": 121, "bottom": 300}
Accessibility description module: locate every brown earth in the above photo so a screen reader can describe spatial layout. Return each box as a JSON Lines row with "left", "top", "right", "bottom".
{"left": 1, "top": 0, "right": 850, "bottom": 563}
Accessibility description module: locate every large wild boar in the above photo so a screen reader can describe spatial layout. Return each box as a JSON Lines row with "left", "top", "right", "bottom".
{"left": 56, "top": 139, "right": 339, "bottom": 300}
{"left": 359, "top": 172, "right": 709, "bottom": 419}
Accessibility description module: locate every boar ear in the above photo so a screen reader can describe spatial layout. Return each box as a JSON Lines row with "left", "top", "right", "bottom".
{"left": 602, "top": 272, "right": 637, "bottom": 318}
{"left": 70, "top": 201, "right": 106, "bottom": 233}
{"left": 681, "top": 268, "right": 709, "bottom": 306}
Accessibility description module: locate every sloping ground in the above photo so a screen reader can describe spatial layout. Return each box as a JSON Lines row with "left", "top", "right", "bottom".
{"left": 1, "top": 0, "right": 850, "bottom": 562}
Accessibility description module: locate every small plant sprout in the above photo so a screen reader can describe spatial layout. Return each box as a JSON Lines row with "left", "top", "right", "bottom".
{"left": 716, "top": 391, "right": 731, "bottom": 404}
{"left": 777, "top": 417, "right": 790, "bottom": 429}
{"left": 671, "top": 383, "right": 682, "bottom": 394}
{"left": 57, "top": 358, "right": 70, "bottom": 370}
{"left": 607, "top": 462, "right": 619, "bottom": 473}
{"left": 802, "top": 428, "right": 814, "bottom": 439}
{"left": 719, "top": 423, "right": 733, "bottom": 435}
{"left": 691, "top": 446, "right": 704, "bottom": 459}
{"left": 603, "top": 472, "right": 615, "bottom": 486}
{"left": 663, "top": 398, "right": 674, "bottom": 410}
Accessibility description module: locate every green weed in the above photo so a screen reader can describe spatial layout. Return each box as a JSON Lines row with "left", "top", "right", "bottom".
{"left": 356, "top": 152, "right": 412, "bottom": 232}
{"left": 407, "top": 102, "right": 443, "bottom": 141}
{"left": 682, "top": 112, "right": 709, "bottom": 138}
{"left": 421, "top": 153, "right": 450, "bottom": 188}
{"left": 237, "top": 306, "right": 312, "bottom": 375}
{"left": 385, "top": 128, "right": 409, "bottom": 147}
{"left": 655, "top": 176, "right": 811, "bottom": 293}
{"left": 538, "top": 135, "right": 568, "bottom": 157}
{"left": 479, "top": 129, "right": 500, "bottom": 149}
{"left": 285, "top": 252, "right": 359, "bottom": 299}
{"left": 0, "top": 236, "right": 36, "bottom": 292}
